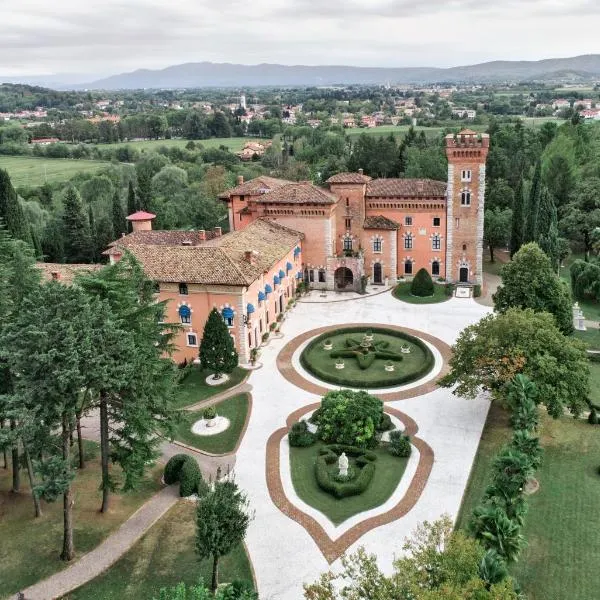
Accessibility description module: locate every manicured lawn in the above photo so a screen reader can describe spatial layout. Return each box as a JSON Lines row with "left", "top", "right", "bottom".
{"left": 289, "top": 441, "right": 408, "bottom": 525}
{"left": 0, "top": 441, "right": 162, "bottom": 598}
{"left": 0, "top": 155, "right": 110, "bottom": 187}
{"left": 63, "top": 502, "right": 254, "bottom": 599}
{"left": 457, "top": 402, "right": 600, "bottom": 600}
{"left": 99, "top": 137, "right": 256, "bottom": 153}
{"left": 174, "top": 393, "right": 249, "bottom": 454}
{"left": 172, "top": 366, "right": 247, "bottom": 409}
{"left": 392, "top": 282, "right": 449, "bottom": 304}
{"left": 588, "top": 362, "right": 600, "bottom": 405}
{"left": 573, "top": 327, "right": 600, "bottom": 350}
{"left": 300, "top": 327, "right": 434, "bottom": 388}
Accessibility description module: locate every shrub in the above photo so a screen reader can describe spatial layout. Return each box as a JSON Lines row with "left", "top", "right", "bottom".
{"left": 377, "top": 413, "right": 393, "bottom": 432}
{"left": 163, "top": 454, "right": 205, "bottom": 497}
{"left": 388, "top": 431, "right": 412, "bottom": 457}
{"left": 277, "top": 313, "right": 284, "bottom": 322}
{"left": 269, "top": 322, "right": 277, "bottom": 331}
{"left": 588, "top": 407, "right": 599, "bottom": 425}
{"left": 203, "top": 406, "right": 217, "bottom": 420}
{"left": 444, "top": 283, "right": 456, "bottom": 297}
{"left": 262, "top": 332, "right": 269, "bottom": 342}
{"left": 473, "top": 284, "right": 482, "bottom": 297}
{"left": 410, "top": 268, "right": 434, "bottom": 297}
{"left": 288, "top": 420, "right": 316, "bottom": 447}
{"left": 250, "top": 348, "right": 259, "bottom": 364}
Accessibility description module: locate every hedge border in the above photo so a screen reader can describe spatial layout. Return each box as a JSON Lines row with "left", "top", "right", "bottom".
{"left": 300, "top": 326, "right": 435, "bottom": 389}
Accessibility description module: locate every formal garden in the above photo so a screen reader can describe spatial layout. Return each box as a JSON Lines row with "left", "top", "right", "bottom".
{"left": 287, "top": 390, "right": 412, "bottom": 524}
{"left": 392, "top": 267, "right": 453, "bottom": 304}
{"left": 299, "top": 327, "right": 434, "bottom": 388}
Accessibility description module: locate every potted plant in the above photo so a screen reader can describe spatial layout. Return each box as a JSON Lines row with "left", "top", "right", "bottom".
{"left": 250, "top": 347, "right": 259, "bottom": 366}
{"left": 385, "top": 361, "right": 395, "bottom": 372}
{"left": 323, "top": 339, "right": 333, "bottom": 350}
{"left": 335, "top": 359, "right": 345, "bottom": 370}
{"left": 262, "top": 332, "right": 270, "bottom": 344}
{"left": 277, "top": 313, "right": 284, "bottom": 323}
{"left": 270, "top": 322, "right": 277, "bottom": 331}
{"left": 203, "top": 406, "right": 217, "bottom": 427}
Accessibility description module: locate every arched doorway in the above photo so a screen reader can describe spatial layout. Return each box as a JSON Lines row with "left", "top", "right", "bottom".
{"left": 459, "top": 266, "right": 469, "bottom": 283}
{"left": 373, "top": 263, "right": 383, "bottom": 284}
{"left": 335, "top": 267, "right": 353, "bottom": 289}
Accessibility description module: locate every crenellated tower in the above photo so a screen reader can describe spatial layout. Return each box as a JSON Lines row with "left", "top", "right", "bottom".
{"left": 444, "top": 129, "right": 489, "bottom": 285}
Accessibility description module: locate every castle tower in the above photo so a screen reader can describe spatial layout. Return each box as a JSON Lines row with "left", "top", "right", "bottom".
{"left": 444, "top": 129, "right": 489, "bottom": 286}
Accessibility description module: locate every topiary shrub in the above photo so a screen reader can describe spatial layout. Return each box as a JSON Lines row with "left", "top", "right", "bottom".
{"left": 388, "top": 431, "right": 412, "bottom": 457}
{"left": 163, "top": 453, "right": 204, "bottom": 497}
{"left": 288, "top": 420, "right": 316, "bottom": 447}
{"left": 410, "top": 268, "right": 434, "bottom": 297}
{"left": 473, "top": 284, "right": 482, "bottom": 298}
{"left": 203, "top": 406, "right": 216, "bottom": 420}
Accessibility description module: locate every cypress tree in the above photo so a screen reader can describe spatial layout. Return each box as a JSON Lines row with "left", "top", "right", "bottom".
{"left": 539, "top": 204, "right": 560, "bottom": 272}
{"left": 0, "top": 169, "right": 30, "bottom": 243}
{"left": 62, "top": 185, "right": 93, "bottom": 263}
{"left": 199, "top": 308, "right": 238, "bottom": 378}
{"left": 510, "top": 176, "right": 525, "bottom": 257}
{"left": 536, "top": 187, "right": 554, "bottom": 243}
{"left": 112, "top": 190, "right": 127, "bottom": 238}
{"left": 127, "top": 180, "right": 139, "bottom": 218}
{"left": 524, "top": 160, "right": 542, "bottom": 243}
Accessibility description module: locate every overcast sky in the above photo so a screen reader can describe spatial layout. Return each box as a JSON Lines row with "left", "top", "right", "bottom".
{"left": 1, "top": 0, "right": 599, "bottom": 78}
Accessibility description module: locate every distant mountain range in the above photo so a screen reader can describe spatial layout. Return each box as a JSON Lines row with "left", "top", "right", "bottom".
{"left": 5, "top": 55, "right": 600, "bottom": 90}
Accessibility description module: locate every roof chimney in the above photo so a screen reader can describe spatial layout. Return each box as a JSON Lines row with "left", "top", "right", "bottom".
{"left": 358, "top": 168, "right": 364, "bottom": 176}
{"left": 198, "top": 230, "right": 206, "bottom": 242}
{"left": 244, "top": 250, "right": 257, "bottom": 265}
{"left": 237, "top": 175, "right": 244, "bottom": 185}
{"left": 213, "top": 226, "right": 222, "bottom": 237}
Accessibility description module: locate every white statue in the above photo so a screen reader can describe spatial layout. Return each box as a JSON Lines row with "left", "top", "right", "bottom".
{"left": 338, "top": 452, "right": 349, "bottom": 477}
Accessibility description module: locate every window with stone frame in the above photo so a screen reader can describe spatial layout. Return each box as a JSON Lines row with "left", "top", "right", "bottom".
{"left": 373, "top": 238, "right": 382, "bottom": 253}
{"left": 432, "top": 234, "right": 441, "bottom": 250}
{"left": 186, "top": 333, "right": 198, "bottom": 346}
{"left": 178, "top": 282, "right": 188, "bottom": 295}
{"left": 404, "top": 260, "right": 413, "bottom": 275}
{"left": 318, "top": 269, "right": 326, "bottom": 283}
{"left": 461, "top": 190, "right": 471, "bottom": 206}
{"left": 431, "top": 261, "right": 440, "bottom": 276}
{"left": 309, "top": 270, "right": 315, "bottom": 282}
{"left": 343, "top": 237, "right": 353, "bottom": 251}
{"left": 404, "top": 234, "right": 413, "bottom": 250}
{"left": 461, "top": 169, "right": 472, "bottom": 182}
{"left": 432, "top": 217, "right": 441, "bottom": 227}
{"left": 179, "top": 305, "right": 191, "bottom": 325}
{"left": 405, "top": 216, "right": 413, "bottom": 226}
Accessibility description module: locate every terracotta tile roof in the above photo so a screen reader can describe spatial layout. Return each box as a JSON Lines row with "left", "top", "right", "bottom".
{"left": 218, "top": 176, "right": 292, "bottom": 199}
{"left": 363, "top": 215, "right": 400, "bottom": 230}
{"left": 254, "top": 182, "right": 336, "bottom": 205}
{"left": 36, "top": 262, "right": 103, "bottom": 284}
{"left": 110, "top": 219, "right": 303, "bottom": 286}
{"left": 107, "top": 230, "right": 218, "bottom": 249}
{"left": 365, "top": 178, "right": 447, "bottom": 198}
{"left": 326, "top": 172, "right": 372, "bottom": 184}
{"left": 126, "top": 210, "right": 156, "bottom": 221}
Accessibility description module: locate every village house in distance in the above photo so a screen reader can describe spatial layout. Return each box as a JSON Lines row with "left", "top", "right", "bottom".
{"left": 106, "top": 129, "right": 488, "bottom": 364}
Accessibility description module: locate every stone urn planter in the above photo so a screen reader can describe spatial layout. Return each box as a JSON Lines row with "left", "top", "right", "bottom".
{"left": 400, "top": 345, "right": 411, "bottom": 354}
{"left": 335, "top": 360, "right": 345, "bottom": 370}
{"left": 385, "top": 362, "right": 395, "bottom": 372}
{"left": 323, "top": 340, "right": 333, "bottom": 350}
{"left": 364, "top": 330, "right": 374, "bottom": 343}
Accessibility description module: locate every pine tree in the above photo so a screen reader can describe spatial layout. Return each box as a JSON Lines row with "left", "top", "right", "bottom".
{"left": 199, "top": 308, "right": 238, "bottom": 378}
{"left": 510, "top": 176, "right": 525, "bottom": 257}
{"left": 127, "top": 180, "right": 139, "bottom": 219}
{"left": 523, "top": 160, "right": 542, "bottom": 243}
{"left": 0, "top": 169, "right": 30, "bottom": 243}
{"left": 112, "top": 190, "right": 127, "bottom": 238}
{"left": 62, "top": 186, "right": 92, "bottom": 263}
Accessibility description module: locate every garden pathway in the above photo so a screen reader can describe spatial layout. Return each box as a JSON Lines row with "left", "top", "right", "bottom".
{"left": 17, "top": 485, "right": 180, "bottom": 600}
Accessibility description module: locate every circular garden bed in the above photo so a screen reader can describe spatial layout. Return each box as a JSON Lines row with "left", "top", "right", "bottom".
{"left": 299, "top": 326, "right": 435, "bottom": 388}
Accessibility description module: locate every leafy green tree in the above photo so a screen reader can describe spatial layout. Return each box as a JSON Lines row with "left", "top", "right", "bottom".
{"left": 509, "top": 176, "right": 525, "bottom": 257}
{"left": 493, "top": 243, "right": 573, "bottom": 334}
{"left": 570, "top": 258, "right": 600, "bottom": 302}
{"left": 486, "top": 179, "right": 514, "bottom": 211}
{"left": 440, "top": 308, "right": 589, "bottom": 417}
{"left": 112, "top": 189, "right": 127, "bottom": 238}
{"left": 199, "top": 308, "right": 238, "bottom": 378}
{"left": 62, "top": 185, "right": 93, "bottom": 263}
{"left": 311, "top": 390, "right": 383, "bottom": 447}
{"left": 0, "top": 169, "right": 29, "bottom": 243}
{"left": 484, "top": 207, "right": 512, "bottom": 262}
{"left": 196, "top": 480, "right": 252, "bottom": 592}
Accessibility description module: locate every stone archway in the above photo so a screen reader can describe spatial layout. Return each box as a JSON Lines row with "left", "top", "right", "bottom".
{"left": 459, "top": 266, "right": 469, "bottom": 283}
{"left": 334, "top": 267, "right": 354, "bottom": 289}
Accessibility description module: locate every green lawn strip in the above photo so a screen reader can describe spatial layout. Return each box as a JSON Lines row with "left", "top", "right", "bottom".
{"left": 174, "top": 393, "right": 249, "bottom": 454}
{"left": 573, "top": 327, "right": 600, "bottom": 351}
{"left": 172, "top": 366, "right": 247, "bottom": 409}
{"left": 456, "top": 402, "right": 600, "bottom": 600}
{"left": 392, "top": 282, "right": 449, "bottom": 304}
{"left": 300, "top": 328, "right": 433, "bottom": 388}
{"left": 0, "top": 156, "right": 110, "bottom": 187}
{"left": 289, "top": 441, "right": 408, "bottom": 525}
{"left": 0, "top": 441, "right": 162, "bottom": 598}
{"left": 588, "top": 362, "right": 600, "bottom": 405}
{"left": 93, "top": 137, "right": 255, "bottom": 152}
{"left": 62, "top": 502, "right": 254, "bottom": 600}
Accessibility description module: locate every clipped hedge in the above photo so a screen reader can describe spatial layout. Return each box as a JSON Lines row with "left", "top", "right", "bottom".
{"left": 288, "top": 420, "right": 316, "bottom": 447}
{"left": 410, "top": 268, "right": 435, "bottom": 297}
{"left": 163, "top": 453, "right": 204, "bottom": 497}
{"left": 377, "top": 413, "right": 393, "bottom": 432}
{"left": 314, "top": 445, "right": 377, "bottom": 499}
{"left": 388, "top": 431, "right": 412, "bottom": 457}
{"left": 300, "top": 326, "right": 435, "bottom": 389}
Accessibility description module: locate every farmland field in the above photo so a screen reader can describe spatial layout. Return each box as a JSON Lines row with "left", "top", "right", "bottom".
{"left": 99, "top": 137, "right": 257, "bottom": 152}
{"left": 0, "top": 156, "right": 110, "bottom": 188}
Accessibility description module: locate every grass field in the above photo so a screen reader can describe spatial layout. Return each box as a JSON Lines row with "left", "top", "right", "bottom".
{"left": 172, "top": 366, "right": 247, "bottom": 409}
{"left": 392, "top": 281, "right": 450, "bottom": 304}
{"left": 100, "top": 137, "right": 256, "bottom": 153}
{"left": 457, "top": 402, "right": 600, "bottom": 600}
{"left": 0, "top": 441, "right": 162, "bottom": 598}
{"left": 63, "top": 502, "right": 254, "bottom": 599}
{"left": 0, "top": 155, "right": 110, "bottom": 187}
{"left": 289, "top": 441, "right": 408, "bottom": 525}
{"left": 174, "top": 393, "right": 249, "bottom": 454}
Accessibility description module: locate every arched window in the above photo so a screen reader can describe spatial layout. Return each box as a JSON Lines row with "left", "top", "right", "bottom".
{"left": 222, "top": 307, "right": 234, "bottom": 327}
{"left": 432, "top": 261, "right": 440, "bottom": 276}
{"left": 404, "top": 260, "right": 413, "bottom": 275}
{"left": 432, "top": 234, "right": 441, "bottom": 250}
{"left": 178, "top": 305, "right": 191, "bottom": 324}
{"left": 178, "top": 282, "right": 188, "bottom": 295}
{"left": 373, "top": 238, "right": 382, "bottom": 253}
{"left": 404, "top": 234, "right": 413, "bottom": 250}
{"left": 461, "top": 190, "right": 471, "bottom": 206}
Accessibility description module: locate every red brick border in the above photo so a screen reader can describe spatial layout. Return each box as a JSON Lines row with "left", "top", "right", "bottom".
{"left": 265, "top": 403, "right": 434, "bottom": 563}
{"left": 276, "top": 323, "right": 452, "bottom": 402}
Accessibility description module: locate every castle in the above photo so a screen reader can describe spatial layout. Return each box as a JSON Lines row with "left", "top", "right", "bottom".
{"left": 106, "top": 129, "right": 489, "bottom": 364}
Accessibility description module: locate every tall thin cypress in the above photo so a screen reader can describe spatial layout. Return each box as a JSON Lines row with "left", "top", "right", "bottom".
{"left": 524, "top": 160, "right": 542, "bottom": 243}
{"left": 0, "top": 169, "right": 30, "bottom": 243}
{"left": 510, "top": 176, "right": 525, "bottom": 257}
{"left": 536, "top": 187, "right": 554, "bottom": 244}
{"left": 112, "top": 190, "right": 127, "bottom": 238}
{"left": 127, "top": 181, "right": 139, "bottom": 218}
